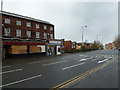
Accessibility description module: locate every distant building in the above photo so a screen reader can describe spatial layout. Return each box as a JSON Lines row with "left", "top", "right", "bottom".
{"left": 76, "top": 43, "right": 82, "bottom": 49}
{"left": 63, "top": 41, "right": 76, "bottom": 52}
{"left": 76, "top": 42, "right": 93, "bottom": 49}
{"left": 105, "top": 43, "right": 114, "bottom": 49}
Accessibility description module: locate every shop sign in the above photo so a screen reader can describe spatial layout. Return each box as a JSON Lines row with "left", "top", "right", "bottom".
{"left": 49, "top": 41, "right": 61, "bottom": 44}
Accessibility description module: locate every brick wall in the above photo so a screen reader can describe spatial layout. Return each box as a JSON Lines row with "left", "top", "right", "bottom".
{"left": 2, "top": 14, "right": 54, "bottom": 39}
{"left": 64, "top": 41, "right": 72, "bottom": 52}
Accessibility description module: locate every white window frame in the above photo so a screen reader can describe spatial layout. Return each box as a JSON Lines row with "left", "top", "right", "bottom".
{"left": 26, "top": 31, "right": 31, "bottom": 37}
{"left": 72, "top": 42, "right": 76, "bottom": 48}
{"left": 36, "top": 32, "right": 40, "bottom": 38}
{"left": 50, "top": 27, "right": 53, "bottom": 31}
{"left": 50, "top": 34, "right": 53, "bottom": 39}
{"left": 4, "top": 28, "right": 10, "bottom": 36}
{"left": 5, "top": 18, "right": 10, "bottom": 24}
{"left": 44, "top": 25, "right": 47, "bottom": 30}
{"left": 36, "top": 24, "right": 40, "bottom": 29}
{"left": 26, "top": 22, "right": 31, "bottom": 27}
{"left": 44, "top": 33, "right": 47, "bottom": 39}
{"left": 16, "top": 29, "right": 21, "bottom": 37}
{"left": 16, "top": 20, "right": 21, "bottom": 25}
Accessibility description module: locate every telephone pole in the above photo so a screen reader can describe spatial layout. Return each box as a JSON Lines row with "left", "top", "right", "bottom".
{"left": 81, "top": 25, "right": 87, "bottom": 45}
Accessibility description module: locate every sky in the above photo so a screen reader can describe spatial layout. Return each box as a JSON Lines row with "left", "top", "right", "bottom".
{"left": 1, "top": 0, "right": 118, "bottom": 45}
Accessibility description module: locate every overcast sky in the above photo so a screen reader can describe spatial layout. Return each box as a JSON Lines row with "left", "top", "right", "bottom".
{"left": 1, "top": 0, "right": 118, "bottom": 45}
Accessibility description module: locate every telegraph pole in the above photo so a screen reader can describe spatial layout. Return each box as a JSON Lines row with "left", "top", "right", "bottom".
{"left": 81, "top": 25, "right": 87, "bottom": 45}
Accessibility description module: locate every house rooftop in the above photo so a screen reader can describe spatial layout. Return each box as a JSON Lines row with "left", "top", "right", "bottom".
{"left": 1, "top": 11, "right": 54, "bottom": 25}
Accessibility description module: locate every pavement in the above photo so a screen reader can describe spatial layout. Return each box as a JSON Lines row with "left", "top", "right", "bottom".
{"left": 0, "top": 50, "right": 119, "bottom": 89}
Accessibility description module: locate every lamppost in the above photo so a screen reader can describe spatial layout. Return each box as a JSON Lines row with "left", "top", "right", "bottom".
{"left": 0, "top": 0, "right": 3, "bottom": 60}
{"left": 0, "top": 0, "right": 3, "bottom": 88}
{"left": 96, "top": 34, "right": 100, "bottom": 43}
{"left": 1, "top": 0, "right": 3, "bottom": 11}
{"left": 81, "top": 25, "right": 87, "bottom": 45}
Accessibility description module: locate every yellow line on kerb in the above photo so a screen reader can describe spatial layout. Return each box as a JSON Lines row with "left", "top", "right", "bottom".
{"left": 50, "top": 60, "right": 113, "bottom": 90}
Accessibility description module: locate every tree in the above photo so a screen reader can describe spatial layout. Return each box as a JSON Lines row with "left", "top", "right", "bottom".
{"left": 113, "top": 35, "right": 120, "bottom": 47}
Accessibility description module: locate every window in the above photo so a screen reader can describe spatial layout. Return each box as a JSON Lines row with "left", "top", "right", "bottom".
{"left": 16, "top": 29, "right": 21, "bottom": 37}
{"left": 44, "top": 33, "right": 47, "bottom": 39}
{"left": 50, "top": 34, "right": 53, "bottom": 39}
{"left": 16, "top": 20, "right": 21, "bottom": 25}
{"left": 4, "top": 28, "right": 10, "bottom": 36}
{"left": 44, "top": 25, "right": 47, "bottom": 30}
{"left": 26, "top": 31, "right": 31, "bottom": 37}
{"left": 26, "top": 22, "right": 31, "bottom": 27}
{"left": 72, "top": 42, "right": 76, "bottom": 48}
{"left": 36, "top": 24, "right": 39, "bottom": 29}
{"left": 50, "top": 27, "right": 53, "bottom": 31}
{"left": 36, "top": 32, "right": 40, "bottom": 38}
{"left": 5, "top": 18, "right": 10, "bottom": 24}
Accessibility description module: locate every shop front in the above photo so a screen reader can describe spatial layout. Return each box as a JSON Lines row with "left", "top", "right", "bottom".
{"left": 2, "top": 40, "right": 46, "bottom": 58}
{"left": 46, "top": 40, "right": 63, "bottom": 56}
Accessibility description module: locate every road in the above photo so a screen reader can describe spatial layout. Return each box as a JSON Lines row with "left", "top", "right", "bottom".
{"left": 1, "top": 50, "right": 119, "bottom": 89}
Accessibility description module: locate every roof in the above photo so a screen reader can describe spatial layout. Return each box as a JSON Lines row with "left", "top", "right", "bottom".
{"left": 1, "top": 11, "right": 54, "bottom": 25}
{"left": 64, "top": 41, "right": 72, "bottom": 43}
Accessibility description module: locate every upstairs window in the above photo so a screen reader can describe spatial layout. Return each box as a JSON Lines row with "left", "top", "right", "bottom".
{"left": 26, "top": 22, "right": 31, "bottom": 27}
{"left": 16, "top": 20, "right": 21, "bottom": 25}
{"left": 26, "top": 31, "right": 31, "bottom": 37}
{"left": 50, "top": 27, "right": 53, "bottom": 31}
{"left": 36, "top": 32, "right": 40, "bottom": 38}
{"left": 44, "top": 25, "right": 47, "bottom": 30}
{"left": 50, "top": 34, "right": 53, "bottom": 39}
{"left": 5, "top": 18, "right": 10, "bottom": 24}
{"left": 44, "top": 33, "right": 47, "bottom": 39}
{"left": 4, "top": 28, "right": 10, "bottom": 36}
{"left": 16, "top": 29, "right": 21, "bottom": 37}
{"left": 36, "top": 24, "right": 40, "bottom": 29}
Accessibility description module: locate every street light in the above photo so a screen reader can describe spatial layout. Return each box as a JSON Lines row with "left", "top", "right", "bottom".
{"left": 96, "top": 34, "right": 100, "bottom": 43}
{"left": 1, "top": 0, "right": 3, "bottom": 11}
{"left": 0, "top": 0, "right": 3, "bottom": 60}
{"left": 81, "top": 25, "right": 87, "bottom": 45}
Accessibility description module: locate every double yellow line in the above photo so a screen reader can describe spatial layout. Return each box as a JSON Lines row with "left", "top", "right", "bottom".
{"left": 50, "top": 61, "right": 112, "bottom": 90}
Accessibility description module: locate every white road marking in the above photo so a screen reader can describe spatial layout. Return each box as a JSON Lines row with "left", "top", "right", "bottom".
{"left": 96, "top": 56, "right": 98, "bottom": 57}
{"left": 42, "top": 61, "right": 66, "bottom": 66}
{"left": 62, "top": 62, "right": 85, "bottom": 70}
{"left": 0, "top": 68, "right": 23, "bottom": 74}
{"left": 98, "top": 59, "right": 108, "bottom": 64}
{"left": 80, "top": 55, "right": 85, "bottom": 57}
{"left": 79, "top": 59, "right": 87, "bottom": 62}
{"left": 79, "top": 57, "right": 92, "bottom": 62}
{"left": 109, "top": 57, "right": 113, "bottom": 59}
{"left": 85, "top": 56, "right": 88, "bottom": 58}
{"left": 0, "top": 66, "right": 11, "bottom": 69}
{"left": 28, "top": 61, "right": 40, "bottom": 64}
{"left": 0, "top": 74, "right": 42, "bottom": 88}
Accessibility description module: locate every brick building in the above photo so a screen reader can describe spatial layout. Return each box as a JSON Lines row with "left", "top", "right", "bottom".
{"left": 105, "top": 43, "right": 114, "bottom": 50}
{"left": 63, "top": 41, "right": 76, "bottom": 52}
{"left": 76, "top": 43, "right": 82, "bottom": 49}
{"left": 1, "top": 11, "right": 63, "bottom": 58}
